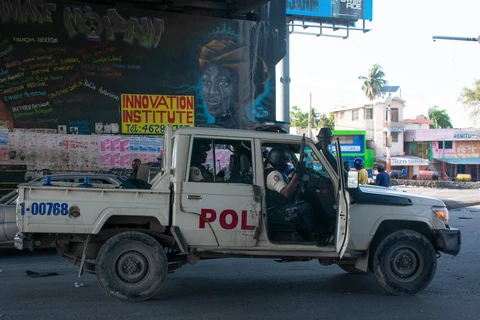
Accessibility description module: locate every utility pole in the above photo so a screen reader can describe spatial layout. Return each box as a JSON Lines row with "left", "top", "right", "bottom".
{"left": 442, "top": 138, "right": 445, "bottom": 180}
{"left": 380, "top": 86, "right": 400, "bottom": 174}
{"left": 308, "top": 92, "right": 312, "bottom": 138}
{"left": 386, "top": 93, "right": 392, "bottom": 173}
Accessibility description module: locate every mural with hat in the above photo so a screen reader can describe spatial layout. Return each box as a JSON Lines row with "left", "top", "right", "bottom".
{"left": 194, "top": 23, "right": 274, "bottom": 129}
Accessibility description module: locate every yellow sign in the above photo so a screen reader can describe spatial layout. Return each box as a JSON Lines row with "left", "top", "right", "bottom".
{"left": 121, "top": 94, "right": 195, "bottom": 134}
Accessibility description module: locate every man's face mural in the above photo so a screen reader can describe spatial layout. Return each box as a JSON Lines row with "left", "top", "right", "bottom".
{"left": 201, "top": 63, "right": 238, "bottom": 118}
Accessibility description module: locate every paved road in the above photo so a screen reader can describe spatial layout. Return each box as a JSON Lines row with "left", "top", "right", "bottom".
{"left": 0, "top": 208, "right": 479, "bottom": 320}
{"left": 395, "top": 186, "right": 480, "bottom": 209}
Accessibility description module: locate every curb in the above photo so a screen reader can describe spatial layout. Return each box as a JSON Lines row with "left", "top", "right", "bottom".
{"left": 442, "top": 200, "right": 480, "bottom": 210}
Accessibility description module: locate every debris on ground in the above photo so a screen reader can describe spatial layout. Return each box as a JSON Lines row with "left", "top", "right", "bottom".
{"left": 74, "top": 282, "right": 86, "bottom": 288}
{"left": 26, "top": 270, "right": 59, "bottom": 278}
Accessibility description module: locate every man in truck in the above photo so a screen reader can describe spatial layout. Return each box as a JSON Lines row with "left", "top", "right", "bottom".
{"left": 189, "top": 140, "right": 214, "bottom": 182}
{"left": 264, "top": 147, "right": 333, "bottom": 246}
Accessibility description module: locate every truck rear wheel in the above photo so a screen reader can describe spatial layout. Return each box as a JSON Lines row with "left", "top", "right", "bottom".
{"left": 96, "top": 231, "right": 168, "bottom": 302}
{"left": 373, "top": 230, "right": 436, "bottom": 295}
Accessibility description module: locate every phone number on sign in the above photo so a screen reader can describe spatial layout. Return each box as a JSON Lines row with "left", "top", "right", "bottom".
{"left": 19, "top": 202, "right": 69, "bottom": 216}
{"left": 124, "top": 124, "right": 190, "bottom": 134}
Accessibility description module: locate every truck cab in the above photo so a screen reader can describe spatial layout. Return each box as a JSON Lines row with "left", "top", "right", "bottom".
{"left": 168, "top": 127, "right": 349, "bottom": 255}
{"left": 14, "top": 127, "right": 461, "bottom": 302}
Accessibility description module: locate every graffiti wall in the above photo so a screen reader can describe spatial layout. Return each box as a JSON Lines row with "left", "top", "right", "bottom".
{"left": 0, "top": 0, "right": 279, "bottom": 136}
{"left": 0, "top": 129, "right": 162, "bottom": 170}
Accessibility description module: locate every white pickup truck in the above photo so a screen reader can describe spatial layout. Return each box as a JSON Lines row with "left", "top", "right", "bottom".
{"left": 15, "top": 127, "right": 461, "bottom": 302}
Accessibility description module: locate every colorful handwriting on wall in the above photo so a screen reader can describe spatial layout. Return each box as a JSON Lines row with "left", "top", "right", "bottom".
{"left": 0, "top": 0, "right": 164, "bottom": 48}
{"left": 0, "top": 0, "right": 56, "bottom": 24}
{"left": 121, "top": 94, "right": 194, "bottom": 135}
{"left": 63, "top": 6, "right": 164, "bottom": 48}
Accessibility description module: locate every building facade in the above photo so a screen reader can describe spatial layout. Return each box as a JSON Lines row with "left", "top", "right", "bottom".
{"left": 404, "top": 128, "right": 480, "bottom": 181}
{"left": 333, "top": 97, "right": 406, "bottom": 158}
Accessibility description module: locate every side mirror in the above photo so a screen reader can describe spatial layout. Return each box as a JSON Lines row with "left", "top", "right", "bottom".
{"left": 347, "top": 171, "right": 359, "bottom": 189}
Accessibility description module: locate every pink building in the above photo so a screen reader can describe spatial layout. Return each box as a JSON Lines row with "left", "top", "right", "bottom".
{"left": 404, "top": 127, "right": 480, "bottom": 181}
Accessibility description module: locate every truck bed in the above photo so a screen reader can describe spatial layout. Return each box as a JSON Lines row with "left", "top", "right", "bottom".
{"left": 17, "top": 185, "right": 170, "bottom": 234}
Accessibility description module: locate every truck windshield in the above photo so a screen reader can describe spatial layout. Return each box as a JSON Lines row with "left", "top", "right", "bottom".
{"left": 298, "top": 146, "right": 329, "bottom": 178}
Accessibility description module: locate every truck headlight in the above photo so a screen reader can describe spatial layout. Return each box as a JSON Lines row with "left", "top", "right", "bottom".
{"left": 432, "top": 206, "right": 449, "bottom": 222}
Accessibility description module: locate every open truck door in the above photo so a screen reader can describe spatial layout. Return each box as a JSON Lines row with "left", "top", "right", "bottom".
{"left": 334, "top": 138, "right": 350, "bottom": 258}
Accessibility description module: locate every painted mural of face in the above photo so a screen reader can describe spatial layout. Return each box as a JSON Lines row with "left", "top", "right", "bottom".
{"left": 201, "top": 63, "right": 238, "bottom": 119}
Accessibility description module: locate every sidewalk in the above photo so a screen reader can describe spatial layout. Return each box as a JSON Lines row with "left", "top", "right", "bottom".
{"left": 395, "top": 186, "right": 480, "bottom": 209}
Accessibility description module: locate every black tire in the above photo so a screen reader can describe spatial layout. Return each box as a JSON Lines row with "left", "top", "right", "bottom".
{"left": 373, "top": 230, "right": 437, "bottom": 295}
{"left": 338, "top": 264, "right": 368, "bottom": 275}
{"left": 96, "top": 231, "right": 168, "bottom": 302}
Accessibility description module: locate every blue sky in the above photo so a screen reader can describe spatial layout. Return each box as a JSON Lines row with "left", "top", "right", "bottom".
{"left": 287, "top": 0, "right": 480, "bottom": 128}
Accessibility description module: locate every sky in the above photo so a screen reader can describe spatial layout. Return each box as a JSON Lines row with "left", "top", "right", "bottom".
{"left": 285, "top": 0, "right": 480, "bottom": 128}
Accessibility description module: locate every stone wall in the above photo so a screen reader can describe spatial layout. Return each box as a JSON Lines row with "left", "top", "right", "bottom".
{"left": 390, "top": 179, "right": 480, "bottom": 189}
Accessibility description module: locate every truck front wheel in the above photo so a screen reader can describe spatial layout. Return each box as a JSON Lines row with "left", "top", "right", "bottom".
{"left": 96, "top": 231, "right": 168, "bottom": 302}
{"left": 373, "top": 230, "right": 437, "bottom": 295}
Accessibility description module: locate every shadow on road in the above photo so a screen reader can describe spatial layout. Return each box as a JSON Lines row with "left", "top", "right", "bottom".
{"left": 152, "top": 270, "right": 386, "bottom": 302}
{"left": 0, "top": 247, "right": 56, "bottom": 258}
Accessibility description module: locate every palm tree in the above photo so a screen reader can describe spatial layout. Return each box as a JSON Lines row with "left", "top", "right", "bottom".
{"left": 428, "top": 106, "right": 453, "bottom": 128}
{"left": 308, "top": 107, "right": 320, "bottom": 128}
{"left": 358, "top": 64, "right": 388, "bottom": 102}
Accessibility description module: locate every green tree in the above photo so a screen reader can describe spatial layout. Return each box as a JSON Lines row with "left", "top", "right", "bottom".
{"left": 358, "top": 64, "right": 388, "bottom": 101}
{"left": 320, "top": 112, "right": 335, "bottom": 129}
{"left": 459, "top": 80, "right": 480, "bottom": 123}
{"left": 428, "top": 106, "right": 453, "bottom": 128}
{"left": 290, "top": 105, "right": 308, "bottom": 128}
{"left": 290, "top": 106, "right": 329, "bottom": 129}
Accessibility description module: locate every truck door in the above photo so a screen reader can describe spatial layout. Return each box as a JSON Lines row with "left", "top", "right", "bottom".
{"left": 335, "top": 138, "right": 350, "bottom": 258}
{"left": 176, "top": 137, "right": 261, "bottom": 247}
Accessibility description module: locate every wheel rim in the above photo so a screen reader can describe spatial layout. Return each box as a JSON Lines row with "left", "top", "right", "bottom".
{"left": 115, "top": 251, "right": 149, "bottom": 284}
{"left": 390, "top": 248, "right": 422, "bottom": 279}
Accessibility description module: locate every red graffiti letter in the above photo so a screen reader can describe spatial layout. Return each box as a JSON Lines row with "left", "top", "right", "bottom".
{"left": 199, "top": 209, "right": 216, "bottom": 229}
{"left": 219, "top": 209, "right": 238, "bottom": 230}
{"left": 241, "top": 210, "right": 255, "bottom": 230}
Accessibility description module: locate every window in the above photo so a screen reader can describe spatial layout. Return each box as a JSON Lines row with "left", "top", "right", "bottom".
{"left": 392, "top": 132, "right": 399, "bottom": 143}
{"left": 352, "top": 110, "right": 359, "bottom": 121}
{"left": 438, "top": 141, "right": 453, "bottom": 149}
{"left": 337, "top": 136, "right": 354, "bottom": 144}
{"left": 188, "top": 138, "right": 253, "bottom": 183}
{"left": 364, "top": 108, "right": 373, "bottom": 120}
{"left": 391, "top": 108, "right": 399, "bottom": 122}
{"left": 263, "top": 143, "right": 330, "bottom": 179}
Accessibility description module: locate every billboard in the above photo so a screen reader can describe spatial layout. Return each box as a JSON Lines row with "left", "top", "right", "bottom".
{"left": 0, "top": 0, "right": 281, "bottom": 135}
{"left": 286, "top": 0, "right": 373, "bottom": 21}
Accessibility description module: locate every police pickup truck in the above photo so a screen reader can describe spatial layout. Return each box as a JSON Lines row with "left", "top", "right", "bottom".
{"left": 14, "top": 127, "right": 461, "bottom": 302}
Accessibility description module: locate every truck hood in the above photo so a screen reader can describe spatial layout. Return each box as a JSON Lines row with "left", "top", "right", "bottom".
{"left": 355, "top": 185, "right": 445, "bottom": 207}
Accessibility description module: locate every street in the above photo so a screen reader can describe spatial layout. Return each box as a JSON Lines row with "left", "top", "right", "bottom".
{"left": 1, "top": 207, "right": 479, "bottom": 320}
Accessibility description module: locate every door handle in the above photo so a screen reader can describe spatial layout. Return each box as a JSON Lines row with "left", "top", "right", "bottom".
{"left": 187, "top": 195, "right": 202, "bottom": 200}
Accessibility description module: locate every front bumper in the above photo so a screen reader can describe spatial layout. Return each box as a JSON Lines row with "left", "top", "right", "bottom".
{"left": 14, "top": 233, "right": 34, "bottom": 251}
{"left": 434, "top": 228, "right": 461, "bottom": 256}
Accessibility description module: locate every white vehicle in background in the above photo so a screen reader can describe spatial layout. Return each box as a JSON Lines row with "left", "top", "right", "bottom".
{"left": 14, "top": 127, "right": 461, "bottom": 302}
